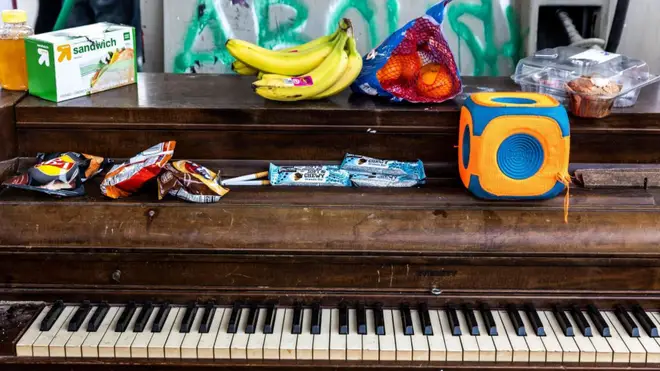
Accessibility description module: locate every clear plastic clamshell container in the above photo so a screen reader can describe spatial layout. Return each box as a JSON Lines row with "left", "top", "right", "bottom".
{"left": 512, "top": 47, "right": 660, "bottom": 109}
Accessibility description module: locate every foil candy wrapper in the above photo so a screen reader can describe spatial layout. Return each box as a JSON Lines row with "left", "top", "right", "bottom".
{"left": 269, "top": 164, "right": 351, "bottom": 187}
{"left": 158, "top": 160, "right": 229, "bottom": 203}
{"left": 350, "top": 174, "right": 423, "bottom": 187}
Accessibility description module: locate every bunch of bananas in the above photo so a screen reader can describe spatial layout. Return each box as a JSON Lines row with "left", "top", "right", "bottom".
{"left": 226, "top": 19, "right": 362, "bottom": 101}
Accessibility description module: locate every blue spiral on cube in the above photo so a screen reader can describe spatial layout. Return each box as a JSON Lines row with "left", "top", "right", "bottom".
{"left": 496, "top": 134, "right": 545, "bottom": 180}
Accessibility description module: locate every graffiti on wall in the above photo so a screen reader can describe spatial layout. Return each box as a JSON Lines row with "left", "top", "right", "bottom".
{"left": 172, "top": 0, "right": 524, "bottom": 76}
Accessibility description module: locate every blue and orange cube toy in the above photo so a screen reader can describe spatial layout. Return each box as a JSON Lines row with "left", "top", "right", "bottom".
{"left": 459, "top": 92, "right": 570, "bottom": 200}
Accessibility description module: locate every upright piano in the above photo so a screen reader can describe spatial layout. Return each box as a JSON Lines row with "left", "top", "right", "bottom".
{"left": 2, "top": 74, "right": 660, "bottom": 370}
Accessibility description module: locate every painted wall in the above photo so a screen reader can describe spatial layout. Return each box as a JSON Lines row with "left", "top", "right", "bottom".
{"left": 163, "top": 0, "right": 524, "bottom": 76}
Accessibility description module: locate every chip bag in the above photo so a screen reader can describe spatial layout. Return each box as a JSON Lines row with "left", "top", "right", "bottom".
{"left": 157, "top": 160, "right": 229, "bottom": 203}
{"left": 351, "top": 0, "right": 461, "bottom": 103}
{"left": 101, "top": 141, "right": 175, "bottom": 199}
{"left": 2, "top": 152, "right": 109, "bottom": 197}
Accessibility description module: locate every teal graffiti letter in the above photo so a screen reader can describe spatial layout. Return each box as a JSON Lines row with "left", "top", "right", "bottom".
{"left": 253, "top": 0, "right": 309, "bottom": 49}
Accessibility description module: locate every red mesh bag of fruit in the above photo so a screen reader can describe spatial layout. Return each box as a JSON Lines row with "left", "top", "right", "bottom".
{"left": 351, "top": 0, "right": 462, "bottom": 103}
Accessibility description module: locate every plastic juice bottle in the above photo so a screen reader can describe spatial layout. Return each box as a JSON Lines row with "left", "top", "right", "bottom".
{"left": 0, "top": 10, "right": 33, "bottom": 91}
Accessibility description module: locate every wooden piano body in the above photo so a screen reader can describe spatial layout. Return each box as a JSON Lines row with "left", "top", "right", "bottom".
{"left": 1, "top": 75, "right": 660, "bottom": 370}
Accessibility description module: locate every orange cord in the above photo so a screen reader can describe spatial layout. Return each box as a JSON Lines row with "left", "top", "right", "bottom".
{"left": 556, "top": 172, "right": 572, "bottom": 223}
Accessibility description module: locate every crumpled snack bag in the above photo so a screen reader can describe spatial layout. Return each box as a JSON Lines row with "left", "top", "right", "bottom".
{"left": 351, "top": 0, "right": 462, "bottom": 103}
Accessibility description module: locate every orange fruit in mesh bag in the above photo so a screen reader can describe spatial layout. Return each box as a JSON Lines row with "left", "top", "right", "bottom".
{"left": 399, "top": 54, "right": 421, "bottom": 81}
{"left": 416, "top": 63, "right": 454, "bottom": 99}
{"left": 376, "top": 55, "right": 403, "bottom": 83}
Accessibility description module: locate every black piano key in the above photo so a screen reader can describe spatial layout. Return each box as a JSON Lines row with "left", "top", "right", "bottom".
{"left": 479, "top": 303, "right": 497, "bottom": 336}
{"left": 400, "top": 303, "right": 414, "bottom": 336}
{"left": 570, "top": 305, "right": 592, "bottom": 337}
{"left": 463, "top": 304, "right": 479, "bottom": 336}
{"left": 339, "top": 304, "right": 349, "bottom": 335}
{"left": 615, "top": 305, "right": 640, "bottom": 337}
{"left": 115, "top": 302, "right": 136, "bottom": 332}
{"left": 263, "top": 303, "right": 277, "bottom": 334}
{"left": 374, "top": 303, "right": 385, "bottom": 336}
{"left": 151, "top": 302, "right": 171, "bottom": 333}
{"left": 199, "top": 301, "right": 216, "bottom": 334}
{"left": 292, "top": 302, "right": 303, "bottom": 335}
{"left": 587, "top": 304, "right": 610, "bottom": 337}
{"left": 524, "top": 303, "right": 545, "bottom": 336}
{"left": 68, "top": 301, "right": 91, "bottom": 332}
{"left": 40, "top": 300, "right": 65, "bottom": 331}
{"left": 446, "top": 304, "right": 461, "bottom": 336}
{"left": 357, "top": 303, "right": 367, "bottom": 335}
{"left": 133, "top": 302, "right": 154, "bottom": 333}
{"left": 418, "top": 303, "right": 433, "bottom": 336}
{"left": 311, "top": 303, "right": 322, "bottom": 335}
{"left": 179, "top": 303, "right": 198, "bottom": 334}
{"left": 245, "top": 304, "right": 260, "bottom": 334}
{"left": 227, "top": 302, "right": 243, "bottom": 334}
{"left": 506, "top": 304, "right": 526, "bottom": 336}
{"left": 632, "top": 304, "right": 658, "bottom": 338}
{"left": 552, "top": 305, "right": 574, "bottom": 337}
{"left": 87, "top": 302, "right": 109, "bottom": 332}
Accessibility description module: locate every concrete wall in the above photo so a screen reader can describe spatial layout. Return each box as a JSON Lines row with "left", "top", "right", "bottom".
{"left": 8, "top": 0, "right": 660, "bottom": 75}
{"left": 163, "top": 0, "right": 524, "bottom": 76}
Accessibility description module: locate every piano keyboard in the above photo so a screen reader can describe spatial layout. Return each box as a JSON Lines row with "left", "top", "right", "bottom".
{"left": 15, "top": 301, "right": 660, "bottom": 364}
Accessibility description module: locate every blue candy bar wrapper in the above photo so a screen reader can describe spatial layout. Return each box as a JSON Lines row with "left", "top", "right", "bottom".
{"left": 340, "top": 154, "right": 426, "bottom": 180}
{"left": 269, "top": 164, "right": 351, "bottom": 187}
{"left": 351, "top": 174, "right": 423, "bottom": 188}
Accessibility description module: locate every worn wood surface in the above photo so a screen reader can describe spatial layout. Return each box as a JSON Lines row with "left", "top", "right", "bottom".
{"left": 13, "top": 74, "right": 660, "bottom": 162}
{"left": 0, "top": 91, "right": 25, "bottom": 161}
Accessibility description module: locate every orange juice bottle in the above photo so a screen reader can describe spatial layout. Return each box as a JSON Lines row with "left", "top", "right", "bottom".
{"left": 0, "top": 10, "right": 33, "bottom": 91}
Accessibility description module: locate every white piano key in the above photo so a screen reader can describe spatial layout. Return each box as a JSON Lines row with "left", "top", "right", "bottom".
{"left": 130, "top": 308, "right": 158, "bottom": 359}
{"left": 490, "top": 311, "right": 513, "bottom": 362}
{"left": 229, "top": 306, "right": 251, "bottom": 360}
{"left": 148, "top": 307, "right": 181, "bottom": 359}
{"left": 113, "top": 307, "right": 143, "bottom": 358}
{"left": 346, "top": 309, "right": 362, "bottom": 360}
{"left": 181, "top": 307, "right": 206, "bottom": 359}
{"left": 438, "top": 310, "right": 463, "bottom": 362}
{"left": 263, "top": 308, "right": 285, "bottom": 360}
{"left": 600, "top": 311, "right": 630, "bottom": 363}
{"left": 198, "top": 307, "right": 225, "bottom": 359}
{"left": 379, "top": 309, "right": 396, "bottom": 361}
{"left": 213, "top": 307, "right": 235, "bottom": 359}
{"left": 279, "top": 308, "right": 297, "bottom": 360}
{"left": 473, "top": 310, "right": 496, "bottom": 362}
{"left": 48, "top": 306, "right": 80, "bottom": 357}
{"left": 329, "top": 308, "right": 346, "bottom": 361}
{"left": 15, "top": 306, "right": 50, "bottom": 357}
{"left": 582, "top": 311, "right": 613, "bottom": 363}
{"left": 410, "top": 309, "right": 430, "bottom": 361}
{"left": 498, "top": 310, "right": 528, "bottom": 362}
{"left": 649, "top": 312, "right": 660, "bottom": 356}
{"left": 540, "top": 311, "right": 571, "bottom": 362}
{"left": 456, "top": 309, "right": 479, "bottom": 362}
{"left": 246, "top": 308, "right": 268, "bottom": 359}
{"left": 82, "top": 306, "right": 120, "bottom": 358}
{"left": 98, "top": 306, "right": 126, "bottom": 358}
{"left": 517, "top": 310, "right": 545, "bottom": 362}
{"left": 426, "top": 310, "right": 446, "bottom": 361}
{"left": 605, "top": 311, "right": 645, "bottom": 363}
{"left": 296, "top": 308, "right": 314, "bottom": 360}
{"left": 313, "top": 308, "right": 331, "bottom": 360}
{"left": 392, "top": 309, "right": 412, "bottom": 361}
{"left": 65, "top": 308, "right": 95, "bottom": 358}
{"left": 629, "top": 310, "right": 660, "bottom": 363}
{"left": 164, "top": 307, "right": 187, "bottom": 359}
{"left": 561, "top": 311, "right": 596, "bottom": 363}
{"left": 33, "top": 306, "right": 75, "bottom": 357}
{"left": 362, "top": 309, "right": 379, "bottom": 361}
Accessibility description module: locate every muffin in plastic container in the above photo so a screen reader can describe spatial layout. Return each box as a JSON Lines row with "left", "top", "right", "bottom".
{"left": 565, "top": 76, "right": 621, "bottom": 118}
{"left": 512, "top": 47, "right": 659, "bottom": 111}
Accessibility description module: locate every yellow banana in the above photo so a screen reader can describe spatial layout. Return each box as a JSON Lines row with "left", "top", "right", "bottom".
{"left": 253, "top": 33, "right": 350, "bottom": 102}
{"left": 313, "top": 37, "right": 363, "bottom": 99}
{"left": 231, "top": 61, "right": 258, "bottom": 76}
